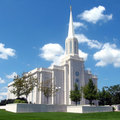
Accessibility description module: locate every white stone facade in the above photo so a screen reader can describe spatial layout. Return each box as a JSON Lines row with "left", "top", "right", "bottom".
{"left": 7, "top": 6, "right": 98, "bottom": 105}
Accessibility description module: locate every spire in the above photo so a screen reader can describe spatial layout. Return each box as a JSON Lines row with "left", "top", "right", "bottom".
{"left": 68, "top": 6, "right": 74, "bottom": 38}
{"left": 65, "top": 6, "right": 79, "bottom": 56}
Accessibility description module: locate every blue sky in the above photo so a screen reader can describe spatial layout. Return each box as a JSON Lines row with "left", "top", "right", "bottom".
{"left": 0, "top": 0, "right": 120, "bottom": 100}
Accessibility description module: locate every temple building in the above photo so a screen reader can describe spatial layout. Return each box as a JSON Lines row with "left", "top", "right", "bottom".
{"left": 7, "top": 6, "right": 98, "bottom": 105}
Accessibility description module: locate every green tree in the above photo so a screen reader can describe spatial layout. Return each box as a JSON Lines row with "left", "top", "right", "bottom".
{"left": 70, "top": 83, "right": 81, "bottom": 105}
{"left": 83, "top": 79, "right": 98, "bottom": 105}
{"left": 11, "top": 73, "right": 37, "bottom": 100}
{"left": 11, "top": 75, "right": 24, "bottom": 98}
{"left": 108, "top": 85, "right": 120, "bottom": 104}
{"left": 38, "top": 79, "right": 58, "bottom": 104}
{"left": 98, "top": 87, "right": 112, "bottom": 105}
{"left": 22, "top": 74, "right": 38, "bottom": 99}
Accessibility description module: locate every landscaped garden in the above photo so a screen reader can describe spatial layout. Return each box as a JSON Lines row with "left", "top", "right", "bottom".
{"left": 0, "top": 110, "right": 120, "bottom": 120}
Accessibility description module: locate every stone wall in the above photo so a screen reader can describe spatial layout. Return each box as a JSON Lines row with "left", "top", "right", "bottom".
{"left": 112, "top": 105, "right": 120, "bottom": 111}
{"left": 5, "top": 104, "right": 113, "bottom": 113}
{"left": 67, "top": 106, "right": 82, "bottom": 113}
{"left": 6, "top": 104, "right": 17, "bottom": 112}
{"left": 6, "top": 104, "right": 67, "bottom": 113}
{"left": 0, "top": 105, "right": 6, "bottom": 109}
{"left": 67, "top": 105, "right": 113, "bottom": 113}
{"left": 82, "top": 106, "right": 113, "bottom": 113}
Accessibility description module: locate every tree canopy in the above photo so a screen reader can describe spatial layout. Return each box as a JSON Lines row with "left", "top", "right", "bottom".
{"left": 98, "top": 87, "right": 112, "bottom": 105}
{"left": 11, "top": 75, "right": 24, "bottom": 98}
{"left": 98, "top": 84, "right": 120, "bottom": 105}
{"left": 70, "top": 83, "right": 81, "bottom": 105}
{"left": 22, "top": 74, "right": 37, "bottom": 99}
{"left": 38, "top": 79, "right": 58, "bottom": 104}
{"left": 11, "top": 73, "right": 37, "bottom": 100}
{"left": 83, "top": 79, "right": 98, "bottom": 105}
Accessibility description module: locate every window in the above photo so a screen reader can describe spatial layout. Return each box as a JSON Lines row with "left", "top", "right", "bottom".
{"left": 74, "top": 41, "right": 76, "bottom": 54}
{"left": 75, "top": 71, "right": 79, "bottom": 76}
{"left": 76, "top": 41, "right": 78, "bottom": 54}
{"left": 75, "top": 78, "right": 79, "bottom": 83}
{"left": 70, "top": 41, "right": 72, "bottom": 53}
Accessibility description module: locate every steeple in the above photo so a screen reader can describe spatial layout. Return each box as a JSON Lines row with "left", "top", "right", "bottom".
{"left": 65, "top": 6, "right": 79, "bottom": 56}
{"left": 68, "top": 6, "right": 74, "bottom": 38}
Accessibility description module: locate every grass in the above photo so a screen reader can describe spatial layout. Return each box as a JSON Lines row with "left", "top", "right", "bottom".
{"left": 0, "top": 110, "right": 120, "bottom": 120}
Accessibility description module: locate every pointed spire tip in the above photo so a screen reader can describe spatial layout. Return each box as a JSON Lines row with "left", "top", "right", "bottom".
{"left": 68, "top": 5, "right": 74, "bottom": 38}
{"left": 70, "top": 5, "right": 72, "bottom": 11}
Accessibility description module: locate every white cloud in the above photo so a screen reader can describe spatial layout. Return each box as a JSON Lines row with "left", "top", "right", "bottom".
{"left": 86, "top": 68, "right": 91, "bottom": 71}
{"left": 78, "top": 6, "right": 112, "bottom": 24}
{"left": 0, "top": 77, "right": 5, "bottom": 84}
{"left": 0, "top": 92, "right": 7, "bottom": 96}
{"left": 73, "top": 22, "right": 86, "bottom": 30}
{"left": 0, "top": 86, "right": 8, "bottom": 91}
{"left": 79, "top": 49, "right": 88, "bottom": 61}
{"left": 40, "top": 43, "right": 65, "bottom": 65}
{"left": 93, "top": 43, "right": 120, "bottom": 67}
{"left": 0, "top": 87, "right": 8, "bottom": 100}
{"left": 0, "top": 43, "right": 15, "bottom": 59}
{"left": 6, "top": 72, "right": 17, "bottom": 79}
{"left": 40, "top": 43, "right": 89, "bottom": 65}
{"left": 75, "top": 34, "right": 102, "bottom": 49}
{"left": 0, "top": 96, "right": 3, "bottom": 100}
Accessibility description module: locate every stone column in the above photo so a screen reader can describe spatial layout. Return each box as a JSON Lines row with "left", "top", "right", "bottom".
{"left": 39, "top": 73, "right": 42, "bottom": 104}
{"left": 68, "top": 60, "right": 72, "bottom": 105}
{"left": 51, "top": 70, "right": 54, "bottom": 104}
{"left": 64, "top": 65, "right": 67, "bottom": 104}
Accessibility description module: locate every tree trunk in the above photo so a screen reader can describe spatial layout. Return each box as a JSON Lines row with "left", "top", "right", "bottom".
{"left": 47, "top": 97, "right": 49, "bottom": 104}
{"left": 89, "top": 100, "right": 92, "bottom": 105}
{"left": 75, "top": 101, "right": 77, "bottom": 106}
{"left": 26, "top": 95, "right": 28, "bottom": 102}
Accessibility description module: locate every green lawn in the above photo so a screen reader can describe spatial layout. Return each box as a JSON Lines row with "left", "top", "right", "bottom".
{"left": 0, "top": 110, "right": 120, "bottom": 120}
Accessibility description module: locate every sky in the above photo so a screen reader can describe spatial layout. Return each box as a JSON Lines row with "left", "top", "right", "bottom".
{"left": 0, "top": 0, "right": 120, "bottom": 101}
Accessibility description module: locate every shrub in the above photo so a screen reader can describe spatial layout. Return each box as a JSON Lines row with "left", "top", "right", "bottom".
{"left": 14, "top": 99, "right": 26, "bottom": 103}
{"left": 0, "top": 99, "right": 15, "bottom": 106}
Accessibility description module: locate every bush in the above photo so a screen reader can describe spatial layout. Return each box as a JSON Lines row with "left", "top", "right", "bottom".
{"left": 14, "top": 99, "right": 26, "bottom": 103}
{"left": 0, "top": 97, "right": 28, "bottom": 105}
{"left": 0, "top": 99, "right": 15, "bottom": 106}
{"left": 14, "top": 97, "right": 28, "bottom": 103}
{"left": 112, "top": 107, "right": 115, "bottom": 112}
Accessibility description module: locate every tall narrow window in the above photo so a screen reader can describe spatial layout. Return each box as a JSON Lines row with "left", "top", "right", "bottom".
{"left": 74, "top": 41, "right": 76, "bottom": 54}
{"left": 70, "top": 41, "right": 72, "bottom": 53}
{"left": 76, "top": 41, "right": 78, "bottom": 54}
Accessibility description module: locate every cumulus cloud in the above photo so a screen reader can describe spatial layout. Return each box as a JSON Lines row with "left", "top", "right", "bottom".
{"left": 0, "top": 86, "right": 8, "bottom": 91}
{"left": 0, "top": 92, "right": 7, "bottom": 96}
{"left": 0, "top": 77, "right": 5, "bottom": 84}
{"left": 40, "top": 43, "right": 65, "bottom": 65}
{"left": 79, "top": 49, "right": 88, "bottom": 61}
{"left": 40, "top": 43, "right": 88, "bottom": 65}
{"left": 78, "top": 6, "right": 112, "bottom": 24}
{"left": 93, "top": 43, "right": 120, "bottom": 67}
{"left": 86, "top": 68, "right": 91, "bottom": 71}
{"left": 75, "top": 34, "right": 102, "bottom": 49}
{"left": 0, "top": 87, "right": 8, "bottom": 100}
{"left": 6, "top": 72, "right": 17, "bottom": 79}
{"left": 0, "top": 96, "right": 3, "bottom": 100}
{"left": 73, "top": 22, "right": 86, "bottom": 30}
{"left": 0, "top": 43, "right": 15, "bottom": 59}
